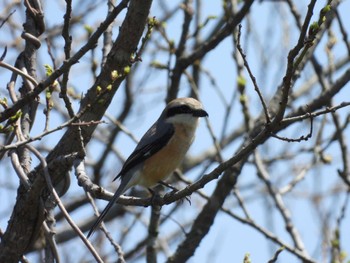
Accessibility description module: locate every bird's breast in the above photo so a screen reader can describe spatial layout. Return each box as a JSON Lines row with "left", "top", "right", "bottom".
{"left": 138, "top": 123, "right": 196, "bottom": 187}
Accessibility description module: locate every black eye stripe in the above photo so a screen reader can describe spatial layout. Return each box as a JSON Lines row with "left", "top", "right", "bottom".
{"left": 166, "top": 105, "right": 193, "bottom": 117}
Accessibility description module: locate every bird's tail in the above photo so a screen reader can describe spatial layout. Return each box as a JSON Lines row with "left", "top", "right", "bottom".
{"left": 87, "top": 175, "right": 131, "bottom": 238}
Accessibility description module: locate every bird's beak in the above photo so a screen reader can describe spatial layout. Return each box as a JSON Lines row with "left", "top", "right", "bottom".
{"left": 193, "top": 109, "right": 208, "bottom": 117}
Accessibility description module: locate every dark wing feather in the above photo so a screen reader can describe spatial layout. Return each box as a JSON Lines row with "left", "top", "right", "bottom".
{"left": 113, "top": 122, "right": 174, "bottom": 181}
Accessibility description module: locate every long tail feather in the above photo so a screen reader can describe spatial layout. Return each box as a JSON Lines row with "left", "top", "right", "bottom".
{"left": 87, "top": 175, "right": 132, "bottom": 238}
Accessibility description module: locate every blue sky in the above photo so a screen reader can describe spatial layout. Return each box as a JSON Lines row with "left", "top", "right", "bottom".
{"left": 1, "top": 0, "right": 350, "bottom": 262}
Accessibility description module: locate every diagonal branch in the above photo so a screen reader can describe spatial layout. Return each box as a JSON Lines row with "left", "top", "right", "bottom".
{"left": 0, "top": 1, "right": 152, "bottom": 262}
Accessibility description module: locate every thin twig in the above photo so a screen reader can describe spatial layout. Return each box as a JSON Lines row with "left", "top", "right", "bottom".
{"left": 0, "top": 0, "right": 129, "bottom": 123}
{"left": 0, "top": 106, "right": 104, "bottom": 153}
{"left": 0, "top": 60, "right": 38, "bottom": 86}
{"left": 271, "top": 113, "right": 313, "bottom": 142}
{"left": 26, "top": 145, "right": 104, "bottom": 263}
{"left": 236, "top": 24, "right": 271, "bottom": 124}
{"left": 254, "top": 151, "right": 308, "bottom": 256}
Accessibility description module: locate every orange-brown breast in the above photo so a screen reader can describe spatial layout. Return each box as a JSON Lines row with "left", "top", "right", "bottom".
{"left": 138, "top": 123, "right": 196, "bottom": 187}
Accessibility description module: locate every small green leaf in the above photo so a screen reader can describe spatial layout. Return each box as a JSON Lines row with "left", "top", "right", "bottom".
{"left": 123, "top": 66, "right": 131, "bottom": 75}
{"left": 321, "top": 5, "right": 331, "bottom": 14}
{"left": 96, "top": 85, "right": 102, "bottom": 93}
{"left": 239, "top": 94, "right": 247, "bottom": 103}
{"left": 44, "top": 64, "right": 54, "bottom": 76}
{"left": 46, "top": 89, "right": 52, "bottom": 100}
{"left": 0, "top": 97, "right": 8, "bottom": 108}
{"left": 237, "top": 76, "right": 246, "bottom": 87}
{"left": 111, "top": 70, "right": 119, "bottom": 81}
{"left": 84, "top": 24, "right": 93, "bottom": 35}
{"left": 9, "top": 110, "right": 22, "bottom": 122}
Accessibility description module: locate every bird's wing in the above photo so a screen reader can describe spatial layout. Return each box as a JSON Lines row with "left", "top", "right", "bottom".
{"left": 114, "top": 122, "right": 175, "bottom": 181}
{"left": 87, "top": 123, "right": 175, "bottom": 238}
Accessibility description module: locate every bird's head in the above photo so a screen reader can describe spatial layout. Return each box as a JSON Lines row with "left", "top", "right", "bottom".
{"left": 162, "top": 97, "right": 208, "bottom": 126}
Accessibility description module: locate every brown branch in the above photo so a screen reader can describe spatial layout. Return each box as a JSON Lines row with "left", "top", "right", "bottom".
{"left": 25, "top": 145, "right": 103, "bottom": 263}
{"left": 236, "top": 24, "right": 271, "bottom": 124}
{"left": 254, "top": 152, "right": 307, "bottom": 254}
{"left": 274, "top": 0, "right": 317, "bottom": 123}
{"left": 167, "top": 0, "right": 254, "bottom": 101}
{"left": 0, "top": 0, "right": 129, "bottom": 123}
{"left": 0, "top": 0, "right": 151, "bottom": 261}
{"left": 147, "top": 204, "right": 161, "bottom": 263}
{"left": 60, "top": 0, "right": 75, "bottom": 118}
{"left": 271, "top": 113, "right": 313, "bottom": 142}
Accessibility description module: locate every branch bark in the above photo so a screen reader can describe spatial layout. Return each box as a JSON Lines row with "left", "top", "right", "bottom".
{"left": 0, "top": 1, "right": 152, "bottom": 261}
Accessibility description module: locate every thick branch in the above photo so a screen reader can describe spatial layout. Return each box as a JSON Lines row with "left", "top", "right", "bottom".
{"left": 0, "top": 1, "right": 152, "bottom": 261}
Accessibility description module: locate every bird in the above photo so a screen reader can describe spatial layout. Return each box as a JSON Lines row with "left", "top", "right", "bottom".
{"left": 87, "top": 97, "right": 208, "bottom": 238}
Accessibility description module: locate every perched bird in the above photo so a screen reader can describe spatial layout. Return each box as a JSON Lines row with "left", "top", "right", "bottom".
{"left": 87, "top": 97, "right": 208, "bottom": 238}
